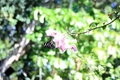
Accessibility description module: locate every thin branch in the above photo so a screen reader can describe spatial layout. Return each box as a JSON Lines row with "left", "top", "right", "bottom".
{"left": 39, "top": 67, "right": 42, "bottom": 80}
{"left": 67, "top": 15, "right": 120, "bottom": 35}
{"left": 69, "top": 0, "right": 74, "bottom": 9}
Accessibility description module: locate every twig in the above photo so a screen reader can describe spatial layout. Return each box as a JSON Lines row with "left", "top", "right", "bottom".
{"left": 67, "top": 15, "right": 120, "bottom": 35}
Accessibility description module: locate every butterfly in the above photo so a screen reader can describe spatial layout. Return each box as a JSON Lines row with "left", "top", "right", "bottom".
{"left": 43, "top": 40, "right": 55, "bottom": 48}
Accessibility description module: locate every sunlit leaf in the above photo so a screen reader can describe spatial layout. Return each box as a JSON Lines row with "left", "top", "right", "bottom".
{"left": 89, "top": 22, "right": 99, "bottom": 28}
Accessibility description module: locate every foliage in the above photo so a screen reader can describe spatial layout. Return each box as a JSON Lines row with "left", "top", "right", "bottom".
{"left": 0, "top": 0, "right": 120, "bottom": 80}
{"left": 26, "top": 6, "right": 120, "bottom": 80}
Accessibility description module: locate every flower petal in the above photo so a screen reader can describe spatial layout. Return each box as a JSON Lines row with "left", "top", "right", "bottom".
{"left": 71, "top": 44, "right": 77, "bottom": 52}
{"left": 45, "top": 29, "right": 57, "bottom": 37}
{"left": 59, "top": 45, "right": 67, "bottom": 52}
{"left": 45, "top": 29, "right": 77, "bottom": 53}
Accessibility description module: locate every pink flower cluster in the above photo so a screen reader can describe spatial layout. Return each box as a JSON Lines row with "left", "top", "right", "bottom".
{"left": 46, "top": 29, "right": 77, "bottom": 52}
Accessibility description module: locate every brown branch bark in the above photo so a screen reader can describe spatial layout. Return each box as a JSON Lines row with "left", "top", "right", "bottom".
{"left": 0, "top": 20, "right": 37, "bottom": 79}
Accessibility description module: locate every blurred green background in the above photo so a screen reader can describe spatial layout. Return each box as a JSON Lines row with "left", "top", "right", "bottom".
{"left": 0, "top": 0, "right": 120, "bottom": 80}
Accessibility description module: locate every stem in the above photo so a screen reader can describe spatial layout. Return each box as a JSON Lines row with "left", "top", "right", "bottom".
{"left": 0, "top": 73, "right": 3, "bottom": 80}
{"left": 67, "top": 15, "right": 120, "bottom": 35}
{"left": 69, "top": 0, "right": 74, "bottom": 9}
{"left": 39, "top": 67, "right": 42, "bottom": 80}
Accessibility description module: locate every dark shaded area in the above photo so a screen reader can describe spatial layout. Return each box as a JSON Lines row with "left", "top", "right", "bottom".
{"left": 0, "top": 59, "right": 5, "bottom": 72}
{"left": 113, "top": 58, "right": 120, "bottom": 68}
{"left": 102, "top": 66, "right": 111, "bottom": 80}
{"left": 5, "top": 67, "right": 15, "bottom": 77}
{"left": 102, "top": 72, "right": 111, "bottom": 80}
{"left": 102, "top": 57, "right": 120, "bottom": 80}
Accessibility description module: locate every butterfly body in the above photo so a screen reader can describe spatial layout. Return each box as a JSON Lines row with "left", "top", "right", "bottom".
{"left": 43, "top": 40, "right": 55, "bottom": 48}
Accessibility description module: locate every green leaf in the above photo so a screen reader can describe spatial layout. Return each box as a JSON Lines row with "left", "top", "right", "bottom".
{"left": 102, "top": 25, "right": 107, "bottom": 30}
{"left": 89, "top": 22, "right": 99, "bottom": 28}
{"left": 37, "top": 56, "right": 43, "bottom": 67}
{"left": 32, "top": 55, "right": 38, "bottom": 62}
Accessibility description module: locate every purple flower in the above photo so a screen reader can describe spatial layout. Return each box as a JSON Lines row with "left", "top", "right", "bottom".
{"left": 71, "top": 44, "right": 77, "bottom": 52}
{"left": 46, "top": 29, "right": 77, "bottom": 52}
{"left": 46, "top": 29, "right": 58, "bottom": 37}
